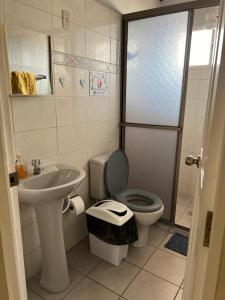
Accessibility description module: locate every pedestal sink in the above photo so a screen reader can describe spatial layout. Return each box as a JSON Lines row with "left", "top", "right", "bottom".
{"left": 18, "top": 164, "right": 85, "bottom": 293}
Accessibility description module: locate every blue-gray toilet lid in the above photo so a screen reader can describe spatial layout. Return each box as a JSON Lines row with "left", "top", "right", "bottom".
{"left": 106, "top": 150, "right": 129, "bottom": 197}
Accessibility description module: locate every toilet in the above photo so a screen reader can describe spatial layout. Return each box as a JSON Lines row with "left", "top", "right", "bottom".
{"left": 90, "top": 150, "right": 164, "bottom": 247}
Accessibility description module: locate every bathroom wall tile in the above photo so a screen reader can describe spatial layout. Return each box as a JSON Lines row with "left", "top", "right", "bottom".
{"left": 200, "top": 66, "right": 212, "bottom": 80}
{"left": 186, "top": 79, "right": 200, "bottom": 99}
{"left": 58, "top": 148, "right": 88, "bottom": 170}
{"left": 188, "top": 67, "right": 202, "bottom": 80}
{"left": 86, "top": 30, "right": 110, "bottom": 62}
{"left": 87, "top": 121, "right": 111, "bottom": 148}
{"left": 111, "top": 38, "right": 120, "bottom": 65}
{"left": 25, "top": 247, "right": 42, "bottom": 279}
{"left": 12, "top": 97, "right": 56, "bottom": 132}
{"left": 110, "top": 73, "right": 120, "bottom": 98}
{"left": 63, "top": 214, "right": 88, "bottom": 250}
{"left": 53, "top": 16, "right": 86, "bottom": 57}
{"left": 54, "top": 65, "right": 87, "bottom": 97}
{"left": 22, "top": 222, "right": 40, "bottom": 254}
{"left": 14, "top": 0, "right": 51, "bottom": 13}
{"left": 110, "top": 11, "right": 121, "bottom": 40}
{"left": 199, "top": 79, "right": 210, "bottom": 99}
{"left": 57, "top": 124, "right": 87, "bottom": 154}
{"left": 5, "top": 0, "right": 52, "bottom": 34}
{"left": 184, "top": 97, "right": 197, "bottom": 118}
{"left": 87, "top": 96, "right": 110, "bottom": 122}
{"left": 15, "top": 128, "right": 57, "bottom": 162}
{"left": 110, "top": 97, "right": 120, "bottom": 120}
{"left": 86, "top": 0, "right": 110, "bottom": 36}
{"left": 56, "top": 97, "right": 87, "bottom": 126}
{"left": 87, "top": 141, "right": 113, "bottom": 161}
{"left": 19, "top": 204, "right": 36, "bottom": 228}
{"left": 52, "top": 0, "right": 86, "bottom": 26}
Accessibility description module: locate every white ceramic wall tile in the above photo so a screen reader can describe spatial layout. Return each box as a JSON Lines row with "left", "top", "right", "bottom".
{"left": 25, "top": 247, "right": 42, "bottom": 279}
{"left": 87, "top": 121, "right": 111, "bottom": 148}
{"left": 58, "top": 148, "right": 88, "bottom": 170}
{"left": 54, "top": 65, "right": 87, "bottom": 97}
{"left": 111, "top": 38, "right": 120, "bottom": 65}
{"left": 87, "top": 97, "right": 110, "bottom": 122}
{"left": 86, "top": 0, "right": 110, "bottom": 36}
{"left": 57, "top": 124, "right": 87, "bottom": 154}
{"left": 110, "top": 11, "right": 121, "bottom": 40}
{"left": 22, "top": 222, "right": 40, "bottom": 254}
{"left": 86, "top": 30, "right": 110, "bottom": 62}
{"left": 110, "top": 97, "right": 120, "bottom": 120}
{"left": 186, "top": 79, "right": 200, "bottom": 99}
{"left": 199, "top": 79, "right": 210, "bottom": 99}
{"left": 110, "top": 73, "right": 120, "bottom": 97}
{"left": 15, "top": 128, "right": 57, "bottom": 162}
{"left": 56, "top": 97, "right": 87, "bottom": 126}
{"left": 5, "top": 0, "right": 52, "bottom": 34}
{"left": 184, "top": 97, "right": 197, "bottom": 117}
{"left": 52, "top": 0, "right": 86, "bottom": 26}
{"left": 13, "top": 0, "right": 51, "bottom": 13}
{"left": 63, "top": 214, "right": 88, "bottom": 250}
{"left": 87, "top": 141, "right": 113, "bottom": 160}
{"left": 12, "top": 97, "right": 56, "bottom": 132}
{"left": 53, "top": 16, "right": 86, "bottom": 57}
{"left": 188, "top": 67, "right": 202, "bottom": 80}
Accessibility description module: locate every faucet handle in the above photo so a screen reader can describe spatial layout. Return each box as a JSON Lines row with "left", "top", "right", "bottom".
{"left": 31, "top": 159, "right": 41, "bottom": 167}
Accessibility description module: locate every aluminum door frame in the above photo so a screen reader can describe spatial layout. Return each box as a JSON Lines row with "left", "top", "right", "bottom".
{"left": 120, "top": 0, "right": 220, "bottom": 230}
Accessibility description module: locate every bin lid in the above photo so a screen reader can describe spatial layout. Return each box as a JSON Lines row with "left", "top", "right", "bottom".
{"left": 86, "top": 200, "right": 133, "bottom": 226}
{"left": 105, "top": 150, "right": 129, "bottom": 197}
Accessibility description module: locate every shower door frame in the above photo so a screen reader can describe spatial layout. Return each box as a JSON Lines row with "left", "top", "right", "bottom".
{"left": 120, "top": 0, "right": 220, "bottom": 230}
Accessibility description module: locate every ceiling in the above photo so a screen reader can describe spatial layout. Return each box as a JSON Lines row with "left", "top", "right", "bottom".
{"left": 95, "top": 0, "right": 162, "bottom": 14}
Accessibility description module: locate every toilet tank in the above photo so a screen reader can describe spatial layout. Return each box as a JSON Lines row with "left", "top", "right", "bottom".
{"left": 90, "top": 153, "right": 112, "bottom": 200}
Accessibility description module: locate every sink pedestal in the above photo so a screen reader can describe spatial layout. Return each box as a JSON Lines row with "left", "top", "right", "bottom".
{"left": 35, "top": 199, "right": 70, "bottom": 293}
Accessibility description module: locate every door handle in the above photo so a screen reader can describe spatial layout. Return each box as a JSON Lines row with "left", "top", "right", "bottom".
{"left": 185, "top": 155, "right": 201, "bottom": 168}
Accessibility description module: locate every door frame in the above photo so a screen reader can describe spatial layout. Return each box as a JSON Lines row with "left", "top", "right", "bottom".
{"left": 120, "top": 0, "right": 220, "bottom": 227}
{"left": 0, "top": 25, "right": 27, "bottom": 300}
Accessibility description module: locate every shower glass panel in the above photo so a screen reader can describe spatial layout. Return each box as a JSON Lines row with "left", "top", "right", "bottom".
{"left": 126, "top": 12, "right": 189, "bottom": 126}
{"left": 124, "top": 11, "right": 189, "bottom": 221}
{"left": 125, "top": 127, "right": 178, "bottom": 220}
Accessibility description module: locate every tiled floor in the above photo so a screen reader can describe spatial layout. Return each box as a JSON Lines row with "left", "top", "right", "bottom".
{"left": 175, "top": 197, "right": 193, "bottom": 229}
{"left": 27, "top": 223, "right": 186, "bottom": 300}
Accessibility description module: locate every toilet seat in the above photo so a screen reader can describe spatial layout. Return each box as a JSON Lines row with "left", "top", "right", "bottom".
{"left": 115, "top": 189, "right": 163, "bottom": 213}
{"left": 106, "top": 150, "right": 163, "bottom": 213}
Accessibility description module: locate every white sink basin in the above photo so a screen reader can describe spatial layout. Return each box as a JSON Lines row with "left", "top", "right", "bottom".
{"left": 19, "top": 165, "right": 85, "bottom": 204}
{"left": 18, "top": 164, "right": 85, "bottom": 293}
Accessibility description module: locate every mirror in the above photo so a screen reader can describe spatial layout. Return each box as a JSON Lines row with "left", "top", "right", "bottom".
{"left": 5, "top": 25, "right": 53, "bottom": 96}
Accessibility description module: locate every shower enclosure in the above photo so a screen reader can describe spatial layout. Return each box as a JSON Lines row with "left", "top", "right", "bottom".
{"left": 121, "top": 0, "right": 219, "bottom": 229}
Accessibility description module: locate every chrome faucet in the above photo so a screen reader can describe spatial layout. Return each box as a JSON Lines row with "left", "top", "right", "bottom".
{"left": 31, "top": 159, "right": 42, "bottom": 175}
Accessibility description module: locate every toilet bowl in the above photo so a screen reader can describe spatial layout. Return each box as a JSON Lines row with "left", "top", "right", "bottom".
{"left": 90, "top": 150, "right": 164, "bottom": 247}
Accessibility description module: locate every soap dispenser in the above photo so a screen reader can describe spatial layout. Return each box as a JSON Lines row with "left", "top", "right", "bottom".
{"left": 15, "top": 151, "right": 27, "bottom": 179}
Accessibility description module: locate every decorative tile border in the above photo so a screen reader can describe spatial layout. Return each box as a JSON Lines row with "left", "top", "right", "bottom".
{"left": 52, "top": 51, "right": 119, "bottom": 74}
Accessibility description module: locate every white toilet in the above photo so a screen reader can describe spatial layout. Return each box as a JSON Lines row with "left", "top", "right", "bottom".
{"left": 90, "top": 150, "right": 164, "bottom": 247}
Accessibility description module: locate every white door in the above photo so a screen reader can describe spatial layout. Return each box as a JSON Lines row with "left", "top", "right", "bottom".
{"left": 184, "top": 1, "right": 225, "bottom": 299}
{"left": 0, "top": 25, "right": 27, "bottom": 300}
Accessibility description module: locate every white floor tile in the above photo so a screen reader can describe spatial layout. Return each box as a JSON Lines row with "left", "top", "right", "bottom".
{"left": 89, "top": 260, "right": 139, "bottom": 295}
{"left": 144, "top": 249, "right": 186, "bottom": 286}
{"left": 126, "top": 244, "right": 156, "bottom": 267}
{"left": 123, "top": 270, "right": 178, "bottom": 300}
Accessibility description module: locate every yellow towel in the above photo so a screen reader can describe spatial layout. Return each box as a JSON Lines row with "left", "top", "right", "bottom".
{"left": 11, "top": 71, "right": 37, "bottom": 95}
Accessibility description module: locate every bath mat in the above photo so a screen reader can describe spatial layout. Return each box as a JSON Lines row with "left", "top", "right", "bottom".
{"left": 165, "top": 233, "right": 188, "bottom": 256}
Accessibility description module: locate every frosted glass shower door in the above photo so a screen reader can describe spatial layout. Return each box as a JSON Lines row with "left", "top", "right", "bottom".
{"left": 124, "top": 12, "right": 189, "bottom": 220}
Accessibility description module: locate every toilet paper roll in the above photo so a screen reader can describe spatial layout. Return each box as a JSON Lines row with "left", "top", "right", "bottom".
{"left": 68, "top": 195, "right": 85, "bottom": 216}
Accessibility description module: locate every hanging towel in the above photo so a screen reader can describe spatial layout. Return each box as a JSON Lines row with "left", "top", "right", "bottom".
{"left": 11, "top": 71, "right": 37, "bottom": 95}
